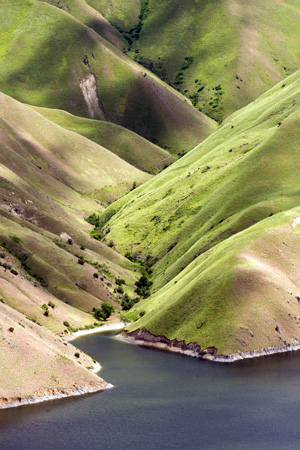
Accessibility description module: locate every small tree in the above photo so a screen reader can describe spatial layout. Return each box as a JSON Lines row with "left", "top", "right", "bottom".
{"left": 94, "top": 302, "right": 114, "bottom": 321}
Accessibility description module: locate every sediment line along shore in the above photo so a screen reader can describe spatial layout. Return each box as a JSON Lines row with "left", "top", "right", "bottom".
{"left": 0, "top": 381, "right": 113, "bottom": 410}
{"left": 66, "top": 322, "right": 126, "bottom": 341}
{"left": 118, "top": 328, "right": 300, "bottom": 363}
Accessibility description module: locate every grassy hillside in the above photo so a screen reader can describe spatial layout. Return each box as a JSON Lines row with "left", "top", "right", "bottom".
{"left": 0, "top": 93, "right": 146, "bottom": 328}
{"left": 0, "top": 301, "right": 108, "bottom": 407}
{"left": 86, "top": 0, "right": 141, "bottom": 30}
{"left": 0, "top": 0, "right": 216, "bottom": 152}
{"left": 100, "top": 70, "right": 300, "bottom": 355}
{"left": 104, "top": 0, "right": 300, "bottom": 122}
{"left": 40, "top": 0, "right": 125, "bottom": 49}
{"left": 31, "top": 106, "right": 175, "bottom": 173}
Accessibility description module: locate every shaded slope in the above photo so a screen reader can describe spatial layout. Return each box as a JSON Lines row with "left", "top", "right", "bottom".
{"left": 100, "top": 70, "right": 300, "bottom": 355}
{"left": 31, "top": 106, "right": 175, "bottom": 174}
{"left": 40, "top": 0, "right": 125, "bottom": 49}
{"left": 0, "top": 0, "right": 216, "bottom": 152}
{"left": 107, "top": 0, "right": 300, "bottom": 122}
{"left": 0, "top": 93, "right": 149, "bottom": 203}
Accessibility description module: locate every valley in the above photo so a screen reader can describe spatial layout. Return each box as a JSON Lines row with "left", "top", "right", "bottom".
{"left": 1, "top": 0, "right": 300, "bottom": 409}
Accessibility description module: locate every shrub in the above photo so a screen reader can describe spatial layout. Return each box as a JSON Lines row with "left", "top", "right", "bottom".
{"left": 74, "top": 352, "right": 80, "bottom": 358}
{"left": 135, "top": 274, "right": 153, "bottom": 298}
{"left": 10, "top": 269, "right": 18, "bottom": 275}
{"left": 63, "top": 321, "right": 70, "bottom": 327}
{"left": 93, "top": 272, "right": 99, "bottom": 278}
{"left": 93, "top": 302, "right": 114, "bottom": 321}
{"left": 9, "top": 327, "right": 14, "bottom": 332}
{"left": 121, "top": 295, "right": 140, "bottom": 311}
{"left": 125, "top": 251, "right": 134, "bottom": 262}
{"left": 77, "top": 256, "right": 85, "bottom": 265}
{"left": 48, "top": 301, "right": 55, "bottom": 309}
{"left": 10, "top": 235, "right": 21, "bottom": 243}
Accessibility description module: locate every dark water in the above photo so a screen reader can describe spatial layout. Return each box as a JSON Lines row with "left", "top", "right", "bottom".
{"left": 1, "top": 332, "right": 300, "bottom": 450}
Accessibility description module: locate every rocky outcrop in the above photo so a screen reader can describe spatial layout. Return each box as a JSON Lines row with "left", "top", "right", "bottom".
{"left": 79, "top": 73, "right": 107, "bottom": 120}
{"left": 0, "top": 380, "right": 112, "bottom": 409}
{"left": 122, "top": 328, "right": 217, "bottom": 358}
{"left": 121, "top": 328, "right": 300, "bottom": 363}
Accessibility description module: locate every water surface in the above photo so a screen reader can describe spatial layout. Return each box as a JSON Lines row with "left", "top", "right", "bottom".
{"left": 1, "top": 332, "right": 300, "bottom": 449}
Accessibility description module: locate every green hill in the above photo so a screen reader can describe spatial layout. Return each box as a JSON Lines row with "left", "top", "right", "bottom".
{"left": 100, "top": 70, "right": 300, "bottom": 356}
{"left": 0, "top": 92, "right": 147, "bottom": 324}
{"left": 31, "top": 106, "right": 175, "bottom": 173}
{"left": 97, "top": 0, "right": 300, "bottom": 122}
{"left": 0, "top": 0, "right": 216, "bottom": 152}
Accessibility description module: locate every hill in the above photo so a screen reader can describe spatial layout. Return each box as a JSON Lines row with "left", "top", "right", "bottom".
{"left": 0, "top": 91, "right": 148, "bottom": 405}
{"left": 100, "top": 70, "right": 300, "bottom": 357}
{"left": 31, "top": 106, "right": 175, "bottom": 174}
{"left": 0, "top": 301, "right": 109, "bottom": 409}
{"left": 96, "top": 0, "right": 300, "bottom": 122}
{"left": 0, "top": 0, "right": 216, "bottom": 153}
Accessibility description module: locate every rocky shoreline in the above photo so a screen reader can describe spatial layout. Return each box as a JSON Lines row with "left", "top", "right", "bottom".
{"left": 119, "top": 328, "right": 300, "bottom": 363}
{"left": 0, "top": 381, "right": 113, "bottom": 410}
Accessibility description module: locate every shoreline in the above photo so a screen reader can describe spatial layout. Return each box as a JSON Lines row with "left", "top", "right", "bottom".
{"left": 0, "top": 382, "right": 113, "bottom": 410}
{"left": 118, "top": 331, "right": 300, "bottom": 363}
{"left": 0, "top": 324, "right": 125, "bottom": 410}
{"left": 65, "top": 322, "right": 126, "bottom": 341}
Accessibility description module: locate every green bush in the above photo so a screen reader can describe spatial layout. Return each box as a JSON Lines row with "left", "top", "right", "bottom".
{"left": 93, "top": 302, "right": 115, "bottom": 321}
{"left": 77, "top": 256, "right": 85, "bottom": 265}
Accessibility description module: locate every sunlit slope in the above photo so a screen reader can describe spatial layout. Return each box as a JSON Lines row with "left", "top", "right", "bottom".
{"left": 0, "top": 0, "right": 216, "bottom": 152}
{"left": 126, "top": 210, "right": 300, "bottom": 355}
{"left": 0, "top": 93, "right": 143, "bottom": 326}
{"left": 86, "top": 0, "right": 141, "bottom": 29}
{"left": 100, "top": 70, "right": 300, "bottom": 354}
{"left": 0, "top": 302, "right": 108, "bottom": 407}
{"left": 110, "top": 0, "right": 300, "bottom": 122}
{"left": 40, "top": 0, "right": 125, "bottom": 49}
{"left": 0, "top": 93, "right": 148, "bottom": 203}
{"left": 31, "top": 106, "right": 175, "bottom": 173}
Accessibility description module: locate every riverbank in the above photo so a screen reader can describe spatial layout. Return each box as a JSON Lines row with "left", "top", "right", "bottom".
{"left": 118, "top": 328, "right": 300, "bottom": 363}
{"left": 66, "top": 322, "right": 126, "bottom": 341}
{"left": 0, "top": 381, "right": 113, "bottom": 410}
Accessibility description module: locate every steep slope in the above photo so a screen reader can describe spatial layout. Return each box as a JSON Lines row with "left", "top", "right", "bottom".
{"left": 40, "top": 0, "right": 125, "bottom": 49}
{"left": 31, "top": 106, "right": 175, "bottom": 173}
{"left": 100, "top": 70, "right": 300, "bottom": 357}
{"left": 0, "top": 0, "right": 216, "bottom": 152}
{"left": 99, "top": 0, "right": 300, "bottom": 122}
{"left": 0, "top": 91, "right": 147, "bottom": 405}
{"left": 0, "top": 302, "right": 109, "bottom": 409}
{"left": 0, "top": 93, "right": 144, "bottom": 325}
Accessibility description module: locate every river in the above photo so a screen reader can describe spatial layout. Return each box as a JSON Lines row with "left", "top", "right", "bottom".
{"left": 1, "top": 331, "right": 300, "bottom": 449}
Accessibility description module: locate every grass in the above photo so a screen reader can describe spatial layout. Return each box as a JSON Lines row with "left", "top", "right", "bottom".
{"left": 31, "top": 105, "right": 176, "bottom": 173}
{"left": 0, "top": 92, "right": 145, "bottom": 331}
{"left": 115, "top": 0, "right": 300, "bottom": 122}
{"left": 101, "top": 70, "right": 300, "bottom": 354}
{"left": 0, "top": 0, "right": 216, "bottom": 153}
{"left": 1, "top": 0, "right": 300, "bottom": 369}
